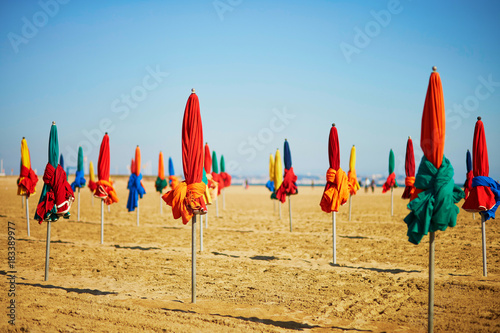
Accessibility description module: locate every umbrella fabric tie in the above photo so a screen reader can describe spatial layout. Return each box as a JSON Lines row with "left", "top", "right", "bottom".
{"left": 18, "top": 165, "right": 38, "bottom": 197}
{"left": 212, "top": 172, "right": 224, "bottom": 195}
{"left": 276, "top": 167, "right": 298, "bottom": 203}
{"left": 382, "top": 173, "right": 396, "bottom": 193}
{"left": 402, "top": 176, "right": 416, "bottom": 199}
{"left": 169, "top": 175, "right": 180, "bottom": 190}
{"left": 36, "top": 163, "right": 75, "bottom": 223}
{"left": 95, "top": 180, "right": 118, "bottom": 205}
{"left": 155, "top": 177, "right": 168, "bottom": 193}
{"left": 265, "top": 180, "right": 275, "bottom": 192}
{"left": 463, "top": 170, "right": 474, "bottom": 200}
{"left": 220, "top": 172, "right": 232, "bottom": 187}
{"left": 404, "top": 155, "right": 464, "bottom": 245}
{"left": 347, "top": 170, "right": 360, "bottom": 195}
{"left": 71, "top": 170, "right": 86, "bottom": 191}
{"left": 163, "top": 181, "right": 207, "bottom": 224}
{"left": 88, "top": 180, "right": 97, "bottom": 193}
{"left": 462, "top": 176, "right": 499, "bottom": 220}
{"left": 320, "top": 167, "right": 349, "bottom": 213}
{"left": 127, "top": 173, "right": 146, "bottom": 212}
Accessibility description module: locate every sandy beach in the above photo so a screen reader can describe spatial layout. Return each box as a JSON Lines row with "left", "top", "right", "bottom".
{"left": 1, "top": 175, "right": 499, "bottom": 332}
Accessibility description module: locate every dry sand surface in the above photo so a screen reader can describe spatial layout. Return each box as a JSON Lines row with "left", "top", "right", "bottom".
{"left": 1, "top": 175, "right": 499, "bottom": 332}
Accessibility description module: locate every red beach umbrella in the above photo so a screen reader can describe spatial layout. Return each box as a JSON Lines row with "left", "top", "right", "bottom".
{"left": 462, "top": 117, "right": 499, "bottom": 277}
{"left": 319, "top": 124, "right": 349, "bottom": 265}
{"left": 402, "top": 137, "right": 416, "bottom": 199}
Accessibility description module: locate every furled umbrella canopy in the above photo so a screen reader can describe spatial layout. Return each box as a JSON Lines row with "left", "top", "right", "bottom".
{"left": 211, "top": 151, "right": 223, "bottom": 195}
{"left": 94, "top": 133, "right": 119, "bottom": 205}
{"left": 163, "top": 90, "right": 207, "bottom": 224}
{"left": 402, "top": 137, "right": 416, "bottom": 199}
{"left": 17, "top": 137, "right": 38, "bottom": 197}
{"left": 88, "top": 161, "right": 97, "bottom": 193}
{"left": 276, "top": 139, "right": 298, "bottom": 203}
{"left": 404, "top": 68, "right": 464, "bottom": 245}
{"left": 265, "top": 154, "right": 275, "bottom": 192}
{"left": 272, "top": 149, "right": 283, "bottom": 200}
{"left": 382, "top": 149, "right": 397, "bottom": 193}
{"left": 204, "top": 143, "right": 217, "bottom": 200}
{"left": 347, "top": 145, "right": 360, "bottom": 195}
{"left": 220, "top": 155, "right": 232, "bottom": 188}
{"left": 155, "top": 151, "right": 168, "bottom": 194}
{"left": 168, "top": 157, "right": 179, "bottom": 190}
{"left": 462, "top": 117, "right": 499, "bottom": 220}
{"left": 71, "top": 147, "right": 86, "bottom": 191}
{"left": 59, "top": 154, "right": 64, "bottom": 171}
{"left": 127, "top": 146, "right": 146, "bottom": 212}
{"left": 464, "top": 150, "right": 473, "bottom": 200}
{"left": 320, "top": 124, "right": 349, "bottom": 213}
{"left": 35, "top": 122, "right": 75, "bottom": 223}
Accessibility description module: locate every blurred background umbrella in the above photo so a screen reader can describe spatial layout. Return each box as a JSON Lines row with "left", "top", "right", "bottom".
{"left": 162, "top": 89, "right": 206, "bottom": 303}
{"left": 402, "top": 137, "right": 416, "bottom": 200}
{"left": 211, "top": 150, "right": 222, "bottom": 217}
{"left": 35, "top": 121, "right": 74, "bottom": 281}
{"left": 382, "top": 149, "right": 398, "bottom": 216}
{"left": 404, "top": 67, "right": 464, "bottom": 333}
{"left": 276, "top": 139, "right": 298, "bottom": 231}
{"left": 155, "top": 151, "right": 168, "bottom": 215}
{"left": 347, "top": 145, "right": 360, "bottom": 221}
{"left": 464, "top": 150, "right": 473, "bottom": 200}
{"left": 168, "top": 157, "right": 179, "bottom": 190}
{"left": 319, "top": 124, "right": 349, "bottom": 265}
{"left": 272, "top": 148, "right": 283, "bottom": 219}
{"left": 88, "top": 160, "right": 97, "bottom": 205}
{"left": 71, "top": 146, "right": 86, "bottom": 221}
{"left": 17, "top": 137, "right": 39, "bottom": 236}
{"left": 462, "top": 117, "right": 499, "bottom": 277}
{"left": 95, "top": 133, "right": 118, "bottom": 244}
{"left": 127, "top": 145, "right": 146, "bottom": 226}
{"left": 204, "top": 143, "right": 216, "bottom": 228}
{"left": 220, "top": 154, "right": 231, "bottom": 210}
{"left": 59, "top": 154, "right": 65, "bottom": 178}
{"left": 266, "top": 153, "right": 275, "bottom": 193}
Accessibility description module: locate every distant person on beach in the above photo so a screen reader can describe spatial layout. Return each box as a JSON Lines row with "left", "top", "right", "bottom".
{"left": 365, "top": 178, "right": 370, "bottom": 193}
{"left": 371, "top": 179, "right": 376, "bottom": 193}
{"left": 245, "top": 179, "right": 249, "bottom": 189}
{"left": 311, "top": 179, "right": 314, "bottom": 189}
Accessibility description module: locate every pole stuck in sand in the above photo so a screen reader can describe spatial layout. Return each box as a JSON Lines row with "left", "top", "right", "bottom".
{"left": 332, "top": 212, "right": 337, "bottom": 265}
{"left": 26, "top": 197, "right": 30, "bottom": 237}
{"left": 288, "top": 196, "right": 292, "bottom": 232}
{"left": 481, "top": 214, "right": 487, "bottom": 276}
{"left": 101, "top": 200, "right": 104, "bottom": 244}
{"left": 77, "top": 188, "right": 81, "bottom": 221}
{"left": 348, "top": 194, "right": 352, "bottom": 221}
{"left": 200, "top": 214, "right": 204, "bottom": 252}
{"left": 192, "top": 214, "right": 197, "bottom": 303}
{"left": 44, "top": 222, "right": 51, "bottom": 281}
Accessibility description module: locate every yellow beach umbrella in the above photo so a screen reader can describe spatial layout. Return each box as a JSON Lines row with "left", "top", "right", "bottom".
{"left": 274, "top": 149, "right": 283, "bottom": 218}
{"left": 347, "top": 145, "right": 360, "bottom": 221}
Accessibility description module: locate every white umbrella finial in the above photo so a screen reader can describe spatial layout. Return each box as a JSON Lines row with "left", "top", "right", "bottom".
{"left": 432, "top": 66, "right": 437, "bottom": 72}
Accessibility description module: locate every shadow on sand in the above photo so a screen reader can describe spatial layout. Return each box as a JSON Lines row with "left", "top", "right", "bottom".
{"left": 113, "top": 244, "right": 161, "bottom": 251}
{"left": 334, "top": 264, "right": 421, "bottom": 274}
{"left": 17, "top": 282, "right": 118, "bottom": 296}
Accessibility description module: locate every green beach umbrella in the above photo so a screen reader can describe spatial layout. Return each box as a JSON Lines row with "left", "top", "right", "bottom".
{"left": 382, "top": 148, "right": 398, "bottom": 216}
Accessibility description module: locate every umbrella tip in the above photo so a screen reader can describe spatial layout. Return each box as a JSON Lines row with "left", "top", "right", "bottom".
{"left": 477, "top": 116, "right": 481, "bottom": 121}
{"left": 408, "top": 135, "right": 411, "bottom": 139}
{"left": 332, "top": 123, "right": 335, "bottom": 127}
{"left": 285, "top": 138, "right": 287, "bottom": 141}
{"left": 432, "top": 66, "right": 437, "bottom": 72}
{"left": 52, "top": 121, "right": 56, "bottom": 125}
{"left": 191, "top": 88, "right": 195, "bottom": 93}
{"left": 22, "top": 136, "right": 25, "bottom": 139}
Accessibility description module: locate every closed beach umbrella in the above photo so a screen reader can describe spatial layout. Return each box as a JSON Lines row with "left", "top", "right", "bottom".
{"left": 59, "top": 154, "right": 64, "bottom": 171}
{"left": 204, "top": 143, "right": 217, "bottom": 202}
{"left": 95, "top": 133, "right": 119, "bottom": 244}
{"left": 211, "top": 150, "right": 222, "bottom": 217}
{"left": 265, "top": 154, "right": 275, "bottom": 193}
{"left": 17, "top": 137, "right": 39, "bottom": 236}
{"left": 88, "top": 161, "right": 97, "bottom": 194}
{"left": 463, "top": 150, "right": 473, "bottom": 200}
{"left": 347, "top": 145, "right": 360, "bottom": 221}
{"left": 71, "top": 147, "right": 86, "bottom": 221}
{"left": 163, "top": 89, "right": 207, "bottom": 303}
{"left": 462, "top": 117, "right": 499, "bottom": 276}
{"left": 402, "top": 137, "right": 416, "bottom": 199}
{"left": 319, "top": 124, "right": 349, "bottom": 265}
{"left": 34, "top": 121, "right": 75, "bottom": 281}
{"left": 273, "top": 148, "right": 283, "bottom": 219}
{"left": 127, "top": 146, "right": 146, "bottom": 227}
{"left": 168, "top": 157, "right": 179, "bottom": 190}
{"left": 155, "top": 151, "right": 168, "bottom": 214}
{"left": 220, "top": 155, "right": 231, "bottom": 210}
{"left": 382, "top": 149, "right": 398, "bottom": 216}
{"left": 276, "top": 139, "right": 298, "bottom": 231}
{"left": 403, "top": 67, "right": 464, "bottom": 333}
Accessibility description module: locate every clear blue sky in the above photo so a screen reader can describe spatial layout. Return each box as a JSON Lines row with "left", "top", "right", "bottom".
{"left": 1, "top": 0, "right": 499, "bottom": 182}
